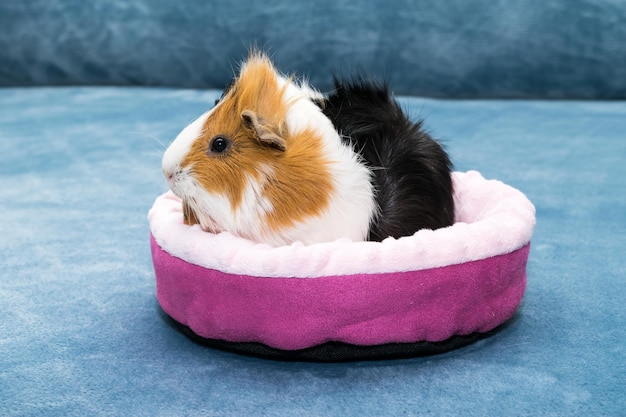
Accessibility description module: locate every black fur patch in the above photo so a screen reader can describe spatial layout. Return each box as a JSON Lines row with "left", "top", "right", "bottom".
{"left": 214, "top": 76, "right": 236, "bottom": 105}
{"left": 321, "top": 78, "right": 455, "bottom": 241}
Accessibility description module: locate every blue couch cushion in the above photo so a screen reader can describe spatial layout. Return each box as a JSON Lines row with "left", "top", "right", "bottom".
{"left": 1, "top": 0, "right": 625, "bottom": 98}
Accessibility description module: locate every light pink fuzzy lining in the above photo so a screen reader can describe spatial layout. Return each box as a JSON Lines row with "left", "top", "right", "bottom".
{"left": 149, "top": 171, "right": 535, "bottom": 349}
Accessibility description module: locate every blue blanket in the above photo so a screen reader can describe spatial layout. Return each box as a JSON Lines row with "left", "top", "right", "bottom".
{"left": 1, "top": 87, "right": 623, "bottom": 416}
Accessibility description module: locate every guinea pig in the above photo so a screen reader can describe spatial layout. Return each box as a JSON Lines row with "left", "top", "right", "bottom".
{"left": 162, "top": 52, "right": 454, "bottom": 246}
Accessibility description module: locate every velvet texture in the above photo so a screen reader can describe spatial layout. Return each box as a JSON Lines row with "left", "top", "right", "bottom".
{"left": 1, "top": 0, "right": 625, "bottom": 98}
{"left": 1, "top": 87, "right": 624, "bottom": 415}
{"left": 152, "top": 237, "right": 529, "bottom": 350}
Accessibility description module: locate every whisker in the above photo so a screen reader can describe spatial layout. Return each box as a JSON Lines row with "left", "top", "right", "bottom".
{"left": 161, "top": 97, "right": 206, "bottom": 126}
{"left": 368, "top": 166, "right": 388, "bottom": 171}
{"left": 129, "top": 131, "right": 169, "bottom": 151}
{"left": 143, "top": 150, "right": 166, "bottom": 160}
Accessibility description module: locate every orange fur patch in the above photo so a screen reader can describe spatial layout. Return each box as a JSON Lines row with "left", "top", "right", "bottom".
{"left": 182, "top": 200, "right": 200, "bottom": 226}
{"left": 182, "top": 53, "right": 334, "bottom": 232}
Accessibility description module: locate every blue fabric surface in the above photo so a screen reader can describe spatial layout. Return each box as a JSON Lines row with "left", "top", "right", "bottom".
{"left": 1, "top": 0, "right": 626, "bottom": 98}
{"left": 1, "top": 87, "right": 624, "bottom": 416}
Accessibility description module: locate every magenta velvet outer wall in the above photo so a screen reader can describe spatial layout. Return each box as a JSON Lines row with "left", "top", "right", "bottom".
{"left": 151, "top": 235, "right": 529, "bottom": 351}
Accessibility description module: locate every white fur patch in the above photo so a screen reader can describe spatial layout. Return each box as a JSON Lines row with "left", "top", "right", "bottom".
{"left": 174, "top": 166, "right": 281, "bottom": 244}
{"left": 231, "top": 170, "right": 276, "bottom": 242}
{"left": 162, "top": 108, "right": 212, "bottom": 178}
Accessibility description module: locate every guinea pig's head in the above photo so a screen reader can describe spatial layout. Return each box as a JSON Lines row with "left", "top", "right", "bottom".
{"left": 162, "top": 53, "right": 344, "bottom": 245}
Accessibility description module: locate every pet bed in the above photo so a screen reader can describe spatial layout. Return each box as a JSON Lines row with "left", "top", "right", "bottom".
{"left": 149, "top": 170, "right": 535, "bottom": 361}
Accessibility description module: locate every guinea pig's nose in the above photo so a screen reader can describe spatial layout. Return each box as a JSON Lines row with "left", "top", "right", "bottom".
{"left": 163, "top": 168, "right": 175, "bottom": 181}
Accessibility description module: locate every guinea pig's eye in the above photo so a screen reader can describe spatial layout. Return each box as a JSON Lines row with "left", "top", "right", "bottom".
{"left": 208, "top": 136, "right": 231, "bottom": 154}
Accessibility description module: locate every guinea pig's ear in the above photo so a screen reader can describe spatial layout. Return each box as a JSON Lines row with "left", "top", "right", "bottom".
{"left": 241, "top": 110, "right": 287, "bottom": 152}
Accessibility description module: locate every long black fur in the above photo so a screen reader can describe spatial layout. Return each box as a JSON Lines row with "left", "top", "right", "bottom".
{"left": 320, "top": 78, "right": 455, "bottom": 241}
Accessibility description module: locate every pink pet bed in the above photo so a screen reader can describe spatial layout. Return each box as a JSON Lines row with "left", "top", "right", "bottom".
{"left": 149, "top": 171, "right": 535, "bottom": 361}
